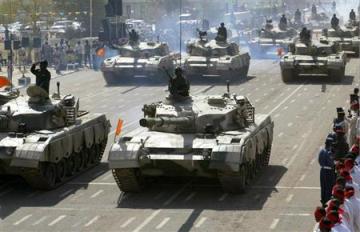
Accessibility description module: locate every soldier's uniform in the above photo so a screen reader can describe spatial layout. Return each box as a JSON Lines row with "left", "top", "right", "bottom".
{"left": 295, "top": 9, "right": 302, "bottom": 23}
{"left": 30, "top": 61, "right": 51, "bottom": 94}
{"left": 279, "top": 15, "right": 287, "bottom": 30}
{"left": 350, "top": 9, "right": 356, "bottom": 21}
{"left": 331, "top": 14, "right": 340, "bottom": 28}
{"left": 216, "top": 23, "right": 227, "bottom": 42}
{"left": 235, "top": 96, "right": 249, "bottom": 128}
{"left": 168, "top": 68, "right": 190, "bottom": 98}
{"left": 318, "top": 137, "right": 336, "bottom": 206}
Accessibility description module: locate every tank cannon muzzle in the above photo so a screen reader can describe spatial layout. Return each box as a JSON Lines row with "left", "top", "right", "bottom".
{"left": 139, "top": 117, "right": 193, "bottom": 128}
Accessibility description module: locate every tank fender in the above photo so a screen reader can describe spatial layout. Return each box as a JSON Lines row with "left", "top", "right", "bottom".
{"left": 256, "top": 130, "right": 267, "bottom": 154}
{"left": 108, "top": 142, "right": 141, "bottom": 169}
{"left": 209, "top": 145, "right": 242, "bottom": 172}
{"left": 83, "top": 126, "right": 95, "bottom": 148}
{"left": 94, "top": 122, "right": 106, "bottom": 144}
{"left": 10, "top": 143, "right": 47, "bottom": 168}
{"left": 243, "top": 138, "right": 256, "bottom": 162}
{"left": 72, "top": 131, "right": 84, "bottom": 153}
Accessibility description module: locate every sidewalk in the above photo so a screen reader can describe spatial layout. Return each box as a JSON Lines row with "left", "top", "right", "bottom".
{"left": 0, "top": 66, "right": 81, "bottom": 88}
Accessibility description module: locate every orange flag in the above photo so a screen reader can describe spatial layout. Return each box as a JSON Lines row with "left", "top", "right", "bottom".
{"left": 115, "top": 119, "right": 123, "bottom": 136}
{"left": 0, "top": 76, "right": 11, "bottom": 87}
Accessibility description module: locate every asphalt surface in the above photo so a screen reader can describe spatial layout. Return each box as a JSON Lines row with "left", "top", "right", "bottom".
{"left": 1, "top": 57, "right": 360, "bottom": 232}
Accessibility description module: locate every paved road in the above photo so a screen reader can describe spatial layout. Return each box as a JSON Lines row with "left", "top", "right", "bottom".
{"left": 1, "top": 58, "right": 359, "bottom": 232}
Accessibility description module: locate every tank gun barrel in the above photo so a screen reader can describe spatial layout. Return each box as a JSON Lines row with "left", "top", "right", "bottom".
{"left": 139, "top": 117, "right": 193, "bottom": 128}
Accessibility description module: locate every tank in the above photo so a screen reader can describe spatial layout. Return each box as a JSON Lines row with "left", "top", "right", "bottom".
{"left": 320, "top": 27, "right": 360, "bottom": 57}
{"left": 108, "top": 88, "right": 274, "bottom": 193}
{"left": 280, "top": 41, "right": 346, "bottom": 82}
{"left": 248, "top": 27, "right": 297, "bottom": 58}
{"left": 101, "top": 41, "right": 176, "bottom": 84}
{"left": 0, "top": 84, "right": 110, "bottom": 190}
{"left": 307, "top": 12, "right": 330, "bottom": 29}
{"left": 184, "top": 39, "right": 250, "bottom": 79}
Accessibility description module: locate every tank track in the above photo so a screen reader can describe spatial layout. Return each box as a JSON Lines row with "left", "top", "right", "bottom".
{"left": 21, "top": 139, "right": 107, "bottom": 190}
{"left": 112, "top": 168, "right": 143, "bottom": 193}
{"left": 219, "top": 146, "right": 271, "bottom": 193}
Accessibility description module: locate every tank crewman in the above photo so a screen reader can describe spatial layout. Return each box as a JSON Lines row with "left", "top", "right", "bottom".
{"left": 349, "top": 9, "right": 356, "bottom": 21}
{"left": 168, "top": 67, "right": 190, "bottom": 98}
{"left": 216, "top": 23, "right": 227, "bottom": 42}
{"left": 279, "top": 14, "right": 288, "bottom": 30}
{"left": 312, "top": 4, "right": 317, "bottom": 17}
{"left": 300, "top": 27, "right": 311, "bottom": 45}
{"left": 30, "top": 60, "right": 51, "bottom": 94}
{"left": 265, "top": 19, "right": 274, "bottom": 31}
{"left": 295, "top": 9, "right": 302, "bottom": 23}
{"left": 331, "top": 14, "right": 340, "bottom": 29}
{"left": 318, "top": 137, "right": 337, "bottom": 206}
{"left": 235, "top": 96, "right": 249, "bottom": 128}
{"left": 129, "top": 29, "right": 139, "bottom": 44}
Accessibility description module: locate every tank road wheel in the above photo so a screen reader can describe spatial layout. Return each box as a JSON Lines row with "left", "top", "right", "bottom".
{"left": 74, "top": 152, "right": 84, "bottom": 172}
{"left": 38, "top": 163, "right": 57, "bottom": 189}
{"left": 219, "top": 165, "right": 247, "bottom": 194}
{"left": 263, "top": 147, "right": 271, "bottom": 167}
{"left": 65, "top": 156, "right": 75, "bottom": 176}
{"left": 81, "top": 150, "right": 89, "bottom": 169}
{"left": 281, "top": 69, "right": 293, "bottom": 83}
{"left": 56, "top": 159, "right": 66, "bottom": 182}
{"left": 112, "top": 168, "right": 144, "bottom": 193}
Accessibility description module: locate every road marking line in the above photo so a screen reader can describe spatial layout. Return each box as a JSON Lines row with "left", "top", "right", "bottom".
{"left": 278, "top": 132, "right": 284, "bottom": 137}
{"left": 218, "top": 193, "right": 228, "bottom": 202}
{"left": 156, "top": 217, "right": 170, "bottom": 229}
{"left": 59, "top": 189, "right": 74, "bottom": 198}
{"left": 84, "top": 216, "right": 100, "bottom": 227}
{"left": 48, "top": 215, "right": 66, "bottom": 226}
{"left": 292, "top": 144, "right": 298, "bottom": 150}
{"left": 270, "top": 218, "right": 280, "bottom": 230}
{"left": 184, "top": 192, "right": 196, "bottom": 202}
{"left": 299, "top": 174, "right": 306, "bottom": 181}
{"left": 0, "top": 188, "right": 13, "bottom": 197}
{"left": 290, "top": 99, "right": 296, "bottom": 103}
{"left": 195, "top": 217, "right": 207, "bottom": 228}
{"left": 283, "top": 106, "right": 288, "bottom": 110}
{"left": 286, "top": 194, "right": 294, "bottom": 203}
{"left": 32, "top": 216, "right": 47, "bottom": 226}
{"left": 163, "top": 182, "right": 190, "bottom": 206}
{"left": 310, "top": 157, "right": 316, "bottom": 165}
{"left": 281, "top": 158, "right": 288, "bottom": 165}
{"left": 90, "top": 190, "right": 104, "bottom": 199}
{"left": 286, "top": 138, "right": 307, "bottom": 168}
{"left": 132, "top": 210, "right": 161, "bottom": 232}
{"left": 288, "top": 122, "right": 293, "bottom": 127}
{"left": 280, "top": 213, "right": 310, "bottom": 216}
{"left": 251, "top": 185, "right": 320, "bottom": 190}
{"left": 121, "top": 217, "right": 136, "bottom": 228}
{"left": 268, "top": 84, "right": 304, "bottom": 115}
{"left": 274, "top": 113, "right": 280, "bottom": 118}
{"left": 13, "top": 214, "right": 32, "bottom": 225}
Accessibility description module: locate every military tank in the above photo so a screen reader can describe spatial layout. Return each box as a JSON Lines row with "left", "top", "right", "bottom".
{"left": 280, "top": 41, "right": 346, "bottom": 82}
{"left": 0, "top": 88, "right": 19, "bottom": 105}
{"left": 0, "top": 84, "right": 110, "bottom": 190}
{"left": 184, "top": 39, "right": 250, "bottom": 79}
{"left": 320, "top": 27, "right": 360, "bottom": 57}
{"left": 248, "top": 26, "right": 297, "bottom": 58}
{"left": 108, "top": 86, "right": 274, "bottom": 193}
{"left": 101, "top": 41, "right": 176, "bottom": 84}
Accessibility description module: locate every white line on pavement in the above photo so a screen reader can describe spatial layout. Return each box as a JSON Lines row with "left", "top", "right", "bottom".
{"left": 285, "top": 194, "right": 294, "bottom": 203}
{"left": 59, "top": 189, "right": 74, "bottom": 198}
{"left": 48, "top": 215, "right": 66, "bottom": 226}
{"left": 13, "top": 214, "right": 32, "bottom": 225}
{"left": 84, "top": 216, "right": 100, "bottom": 227}
{"left": 32, "top": 216, "right": 47, "bottom": 226}
{"left": 281, "top": 158, "right": 288, "bottom": 165}
{"left": 156, "top": 217, "right": 170, "bottom": 229}
{"left": 101, "top": 173, "right": 113, "bottom": 181}
{"left": 278, "top": 132, "right": 284, "bottom": 137}
{"left": 218, "top": 193, "right": 228, "bottom": 202}
{"left": 121, "top": 217, "right": 136, "bottom": 228}
{"left": 299, "top": 174, "right": 306, "bottom": 181}
{"left": 132, "top": 210, "right": 161, "bottom": 232}
{"left": 269, "top": 218, "right": 280, "bottom": 230}
{"left": 286, "top": 137, "right": 307, "bottom": 168}
{"left": 280, "top": 213, "right": 310, "bottom": 216}
{"left": 163, "top": 182, "right": 191, "bottom": 206}
{"left": 90, "top": 190, "right": 104, "bottom": 199}
{"left": 268, "top": 84, "right": 304, "bottom": 115}
{"left": 195, "top": 217, "right": 207, "bottom": 228}
{"left": 184, "top": 192, "right": 196, "bottom": 202}
{"left": 288, "top": 122, "right": 293, "bottom": 127}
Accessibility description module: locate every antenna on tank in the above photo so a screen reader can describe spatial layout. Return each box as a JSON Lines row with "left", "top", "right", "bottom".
{"left": 179, "top": 0, "right": 182, "bottom": 66}
{"left": 227, "top": 80, "right": 230, "bottom": 94}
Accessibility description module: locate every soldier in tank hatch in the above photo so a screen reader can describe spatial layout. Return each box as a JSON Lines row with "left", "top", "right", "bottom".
{"left": 30, "top": 60, "right": 51, "bottom": 94}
